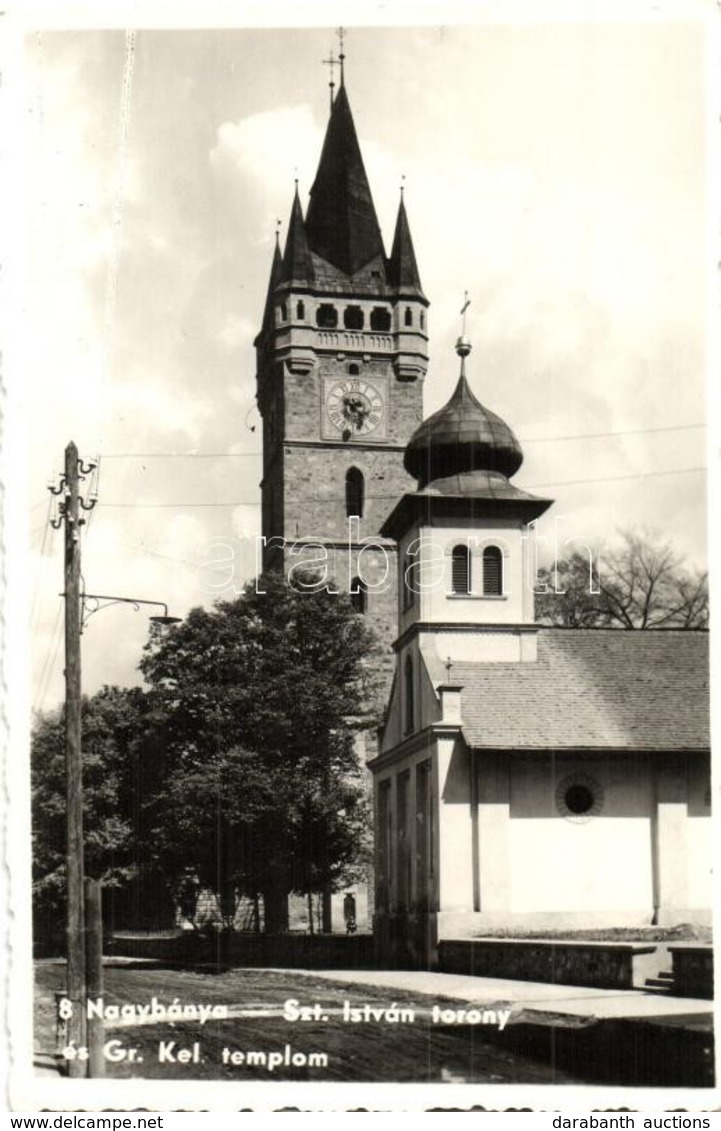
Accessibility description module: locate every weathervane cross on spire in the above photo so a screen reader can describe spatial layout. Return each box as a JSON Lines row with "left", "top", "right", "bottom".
{"left": 322, "top": 49, "right": 337, "bottom": 108}
{"left": 461, "top": 291, "right": 471, "bottom": 335}
{"left": 337, "top": 26, "right": 346, "bottom": 85}
{"left": 456, "top": 292, "right": 473, "bottom": 375}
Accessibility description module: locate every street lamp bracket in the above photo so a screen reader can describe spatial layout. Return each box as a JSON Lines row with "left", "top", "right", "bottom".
{"left": 73, "top": 592, "right": 182, "bottom": 633}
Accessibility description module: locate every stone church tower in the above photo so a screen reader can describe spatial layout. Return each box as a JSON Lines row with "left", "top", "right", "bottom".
{"left": 254, "top": 77, "right": 428, "bottom": 658}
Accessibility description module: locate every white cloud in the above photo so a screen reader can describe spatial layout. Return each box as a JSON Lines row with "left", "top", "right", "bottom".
{"left": 109, "top": 378, "right": 211, "bottom": 444}
{"left": 231, "top": 504, "right": 261, "bottom": 541}
{"left": 210, "top": 105, "right": 324, "bottom": 241}
{"left": 24, "top": 26, "right": 710, "bottom": 712}
{"left": 217, "top": 312, "right": 255, "bottom": 351}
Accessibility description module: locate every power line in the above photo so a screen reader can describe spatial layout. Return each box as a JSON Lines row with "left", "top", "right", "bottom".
{"left": 114, "top": 537, "right": 228, "bottom": 575}
{"left": 82, "top": 459, "right": 101, "bottom": 544}
{"left": 94, "top": 463, "right": 707, "bottom": 509}
{"left": 30, "top": 498, "right": 55, "bottom": 629}
{"left": 95, "top": 420, "right": 705, "bottom": 461}
{"left": 525, "top": 466, "right": 706, "bottom": 490}
{"left": 100, "top": 501, "right": 256, "bottom": 508}
{"left": 521, "top": 422, "right": 705, "bottom": 444}
{"left": 98, "top": 445, "right": 261, "bottom": 454}
{"left": 33, "top": 600, "right": 63, "bottom": 714}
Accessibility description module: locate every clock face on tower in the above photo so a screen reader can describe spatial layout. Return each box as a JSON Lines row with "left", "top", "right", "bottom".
{"left": 322, "top": 375, "right": 388, "bottom": 440}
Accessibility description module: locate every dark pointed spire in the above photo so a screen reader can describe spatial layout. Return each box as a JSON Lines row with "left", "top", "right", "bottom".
{"left": 260, "top": 236, "right": 283, "bottom": 331}
{"left": 388, "top": 192, "right": 424, "bottom": 297}
{"left": 281, "top": 185, "right": 315, "bottom": 286}
{"left": 305, "top": 84, "right": 386, "bottom": 276}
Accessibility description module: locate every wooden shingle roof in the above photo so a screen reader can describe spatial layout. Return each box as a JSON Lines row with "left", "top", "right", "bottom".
{"left": 427, "top": 629, "right": 710, "bottom": 751}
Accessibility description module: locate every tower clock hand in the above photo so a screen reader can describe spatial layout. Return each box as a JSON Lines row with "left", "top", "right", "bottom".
{"left": 342, "top": 394, "right": 370, "bottom": 431}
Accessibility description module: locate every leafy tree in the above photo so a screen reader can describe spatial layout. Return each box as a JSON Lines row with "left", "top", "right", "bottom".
{"left": 31, "top": 686, "right": 145, "bottom": 942}
{"left": 139, "top": 570, "right": 382, "bottom": 932}
{"left": 535, "top": 529, "right": 708, "bottom": 629}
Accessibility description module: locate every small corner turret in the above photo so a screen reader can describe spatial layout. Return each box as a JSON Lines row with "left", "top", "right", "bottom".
{"left": 255, "top": 79, "right": 429, "bottom": 404}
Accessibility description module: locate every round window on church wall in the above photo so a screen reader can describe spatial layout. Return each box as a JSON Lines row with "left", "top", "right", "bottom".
{"left": 556, "top": 774, "right": 603, "bottom": 822}
{"left": 565, "top": 784, "right": 594, "bottom": 814}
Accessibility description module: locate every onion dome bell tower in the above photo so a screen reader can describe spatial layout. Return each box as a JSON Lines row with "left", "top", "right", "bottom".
{"left": 381, "top": 338, "right": 554, "bottom": 673}
{"left": 404, "top": 337, "right": 524, "bottom": 490}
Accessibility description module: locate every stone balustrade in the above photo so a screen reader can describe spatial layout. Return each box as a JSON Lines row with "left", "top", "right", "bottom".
{"left": 316, "top": 331, "right": 393, "bottom": 352}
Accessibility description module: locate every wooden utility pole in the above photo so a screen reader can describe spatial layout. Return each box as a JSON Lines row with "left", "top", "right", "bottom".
{"left": 64, "top": 440, "right": 87, "bottom": 1074}
{"left": 49, "top": 447, "right": 175, "bottom": 1077}
{"left": 85, "top": 878, "right": 104, "bottom": 1077}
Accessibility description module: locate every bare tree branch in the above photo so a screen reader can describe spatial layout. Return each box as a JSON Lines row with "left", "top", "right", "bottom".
{"left": 535, "top": 528, "right": 708, "bottom": 630}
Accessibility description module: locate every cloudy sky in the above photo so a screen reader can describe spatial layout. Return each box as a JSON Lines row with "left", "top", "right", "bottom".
{"left": 20, "top": 11, "right": 714, "bottom": 712}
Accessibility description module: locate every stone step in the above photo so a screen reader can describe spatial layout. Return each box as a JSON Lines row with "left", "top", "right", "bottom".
{"left": 644, "top": 974, "right": 675, "bottom": 992}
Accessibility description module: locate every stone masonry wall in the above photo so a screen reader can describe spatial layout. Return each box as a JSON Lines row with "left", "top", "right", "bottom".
{"left": 283, "top": 356, "right": 424, "bottom": 447}
{"left": 283, "top": 446, "right": 416, "bottom": 546}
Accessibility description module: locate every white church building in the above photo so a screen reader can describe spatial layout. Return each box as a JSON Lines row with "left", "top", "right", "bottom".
{"left": 370, "top": 339, "right": 711, "bottom": 967}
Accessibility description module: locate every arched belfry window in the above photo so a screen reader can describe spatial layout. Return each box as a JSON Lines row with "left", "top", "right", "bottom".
{"left": 316, "top": 304, "right": 338, "bottom": 328}
{"left": 451, "top": 544, "right": 471, "bottom": 594}
{"left": 344, "top": 305, "right": 364, "bottom": 330}
{"left": 370, "top": 307, "right": 391, "bottom": 332}
{"left": 404, "top": 655, "right": 414, "bottom": 734}
{"left": 296, "top": 300, "right": 305, "bottom": 320}
{"left": 350, "top": 577, "right": 367, "bottom": 614}
{"left": 404, "top": 307, "right": 413, "bottom": 327}
{"left": 346, "top": 468, "right": 365, "bottom": 518}
{"left": 483, "top": 546, "right": 503, "bottom": 596}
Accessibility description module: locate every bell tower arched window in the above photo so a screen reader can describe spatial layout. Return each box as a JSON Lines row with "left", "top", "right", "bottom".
{"left": 344, "top": 305, "right": 364, "bottom": 330}
{"left": 404, "top": 655, "right": 414, "bottom": 734}
{"left": 483, "top": 546, "right": 503, "bottom": 595}
{"left": 345, "top": 467, "right": 365, "bottom": 518}
{"left": 316, "top": 303, "right": 338, "bottom": 328}
{"left": 451, "top": 544, "right": 471, "bottom": 594}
